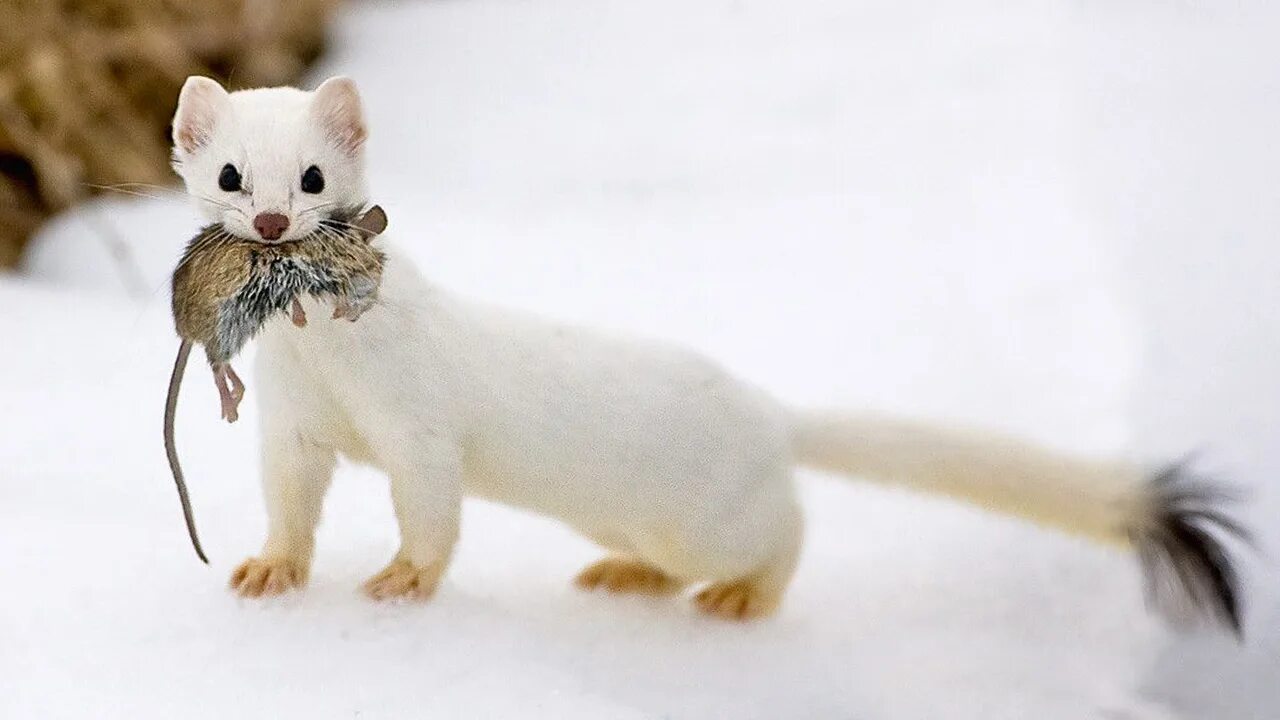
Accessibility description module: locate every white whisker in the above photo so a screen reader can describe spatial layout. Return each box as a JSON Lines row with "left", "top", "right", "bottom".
{"left": 85, "top": 185, "right": 168, "bottom": 202}
{"left": 86, "top": 182, "right": 249, "bottom": 217}
{"left": 299, "top": 202, "right": 338, "bottom": 217}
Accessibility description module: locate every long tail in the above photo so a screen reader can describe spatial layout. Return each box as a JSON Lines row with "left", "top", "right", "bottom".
{"left": 164, "top": 339, "right": 209, "bottom": 564}
{"left": 792, "top": 411, "right": 1250, "bottom": 636}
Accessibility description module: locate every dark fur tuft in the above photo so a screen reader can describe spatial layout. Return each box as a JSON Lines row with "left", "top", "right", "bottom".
{"left": 1130, "top": 461, "right": 1252, "bottom": 638}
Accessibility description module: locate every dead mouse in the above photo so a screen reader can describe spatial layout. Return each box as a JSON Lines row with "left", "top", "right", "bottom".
{"left": 164, "top": 204, "right": 388, "bottom": 563}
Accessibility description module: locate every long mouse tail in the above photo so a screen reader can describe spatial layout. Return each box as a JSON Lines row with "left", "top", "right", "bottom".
{"left": 164, "top": 339, "right": 209, "bottom": 564}
{"left": 792, "top": 411, "right": 1250, "bottom": 636}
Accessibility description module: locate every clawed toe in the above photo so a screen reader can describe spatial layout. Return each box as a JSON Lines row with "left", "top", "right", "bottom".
{"left": 229, "top": 556, "right": 307, "bottom": 598}
{"left": 362, "top": 558, "right": 443, "bottom": 601}
{"left": 575, "top": 557, "right": 683, "bottom": 595}
{"left": 693, "top": 580, "right": 778, "bottom": 621}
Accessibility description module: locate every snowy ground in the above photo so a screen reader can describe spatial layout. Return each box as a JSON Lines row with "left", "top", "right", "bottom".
{"left": 4, "top": 0, "right": 1277, "bottom": 718}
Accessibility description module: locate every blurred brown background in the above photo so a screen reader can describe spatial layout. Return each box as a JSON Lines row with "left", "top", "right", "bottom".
{"left": 0, "top": 0, "right": 340, "bottom": 267}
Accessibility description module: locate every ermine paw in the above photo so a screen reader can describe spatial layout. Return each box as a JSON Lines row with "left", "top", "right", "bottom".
{"left": 229, "top": 556, "right": 307, "bottom": 598}
{"left": 575, "top": 557, "right": 683, "bottom": 595}
{"left": 693, "top": 580, "right": 779, "bottom": 621}
{"left": 362, "top": 558, "right": 443, "bottom": 601}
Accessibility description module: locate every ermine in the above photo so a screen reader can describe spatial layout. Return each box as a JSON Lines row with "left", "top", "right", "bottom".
{"left": 170, "top": 75, "right": 1249, "bottom": 634}
{"left": 165, "top": 205, "right": 388, "bottom": 562}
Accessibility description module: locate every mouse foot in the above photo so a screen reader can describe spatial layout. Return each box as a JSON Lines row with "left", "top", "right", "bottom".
{"left": 213, "top": 363, "right": 245, "bottom": 423}
{"left": 332, "top": 300, "right": 359, "bottom": 322}
{"left": 332, "top": 292, "right": 376, "bottom": 322}
{"left": 290, "top": 297, "right": 307, "bottom": 328}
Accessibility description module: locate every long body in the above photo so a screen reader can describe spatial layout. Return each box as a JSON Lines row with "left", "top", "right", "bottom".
{"left": 262, "top": 248, "right": 796, "bottom": 572}
{"left": 242, "top": 242, "right": 1245, "bottom": 629}
{"left": 246, "top": 245, "right": 801, "bottom": 609}
{"left": 169, "top": 75, "right": 1246, "bottom": 632}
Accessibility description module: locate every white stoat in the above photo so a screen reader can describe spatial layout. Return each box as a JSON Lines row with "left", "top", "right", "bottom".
{"left": 170, "top": 75, "right": 1248, "bottom": 634}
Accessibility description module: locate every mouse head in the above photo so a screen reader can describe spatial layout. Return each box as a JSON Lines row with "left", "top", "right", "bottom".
{"left": 171, "top": 75, "right": 369, "bottom": 243}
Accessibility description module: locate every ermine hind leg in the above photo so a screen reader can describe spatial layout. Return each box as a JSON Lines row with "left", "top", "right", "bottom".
{"left": 693, "top": 507, "right": 803, "bottom": 621}
{"left": 576, "top": 556, "right": 686, "bottom": 595}
{"left": 363, "top": 442, "right": 463, "bottom": 601}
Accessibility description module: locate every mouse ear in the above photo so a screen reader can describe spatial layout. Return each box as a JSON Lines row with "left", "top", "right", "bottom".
{"left": 172, "top": 76, "right": 229, "bottom": 155}
{"left": 312, "top": 76, "right": 367, "bottom": 156}
{"left": 354, "top": 205, "right": 388, "bottom": 239}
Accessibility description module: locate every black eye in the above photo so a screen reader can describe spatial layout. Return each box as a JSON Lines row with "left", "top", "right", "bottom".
{"left": 301, "top": 165, "right": 324, "bottom": 194}
{"left": 218, "top": 164, "right": 241, "bottom": 192}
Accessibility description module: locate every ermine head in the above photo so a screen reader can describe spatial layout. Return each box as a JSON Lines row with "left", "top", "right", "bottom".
{"left": 170, "top": 75, "right": 369, "bottom": 243}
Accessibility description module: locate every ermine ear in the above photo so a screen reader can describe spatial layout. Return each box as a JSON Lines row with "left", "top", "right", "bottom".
{"left": 172, "top": 76, "right": 229, "bottom": 155}
{"left": 312, "top": 76, "right": 367, "bottom": 156}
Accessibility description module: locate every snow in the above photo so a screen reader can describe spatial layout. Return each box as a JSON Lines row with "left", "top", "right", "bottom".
{"left": 6, "top": 0, "right": 1277, "bottom": 717}
{"left": 1082, "top": 6, "right": 1280, "bottom": 714}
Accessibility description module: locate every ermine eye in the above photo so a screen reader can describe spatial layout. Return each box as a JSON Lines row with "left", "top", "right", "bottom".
{"left": 301, "top": 165, "right": 325, "bottom": 194}
{"left": 218, "top": 164, "right": 241, "bottom": 192}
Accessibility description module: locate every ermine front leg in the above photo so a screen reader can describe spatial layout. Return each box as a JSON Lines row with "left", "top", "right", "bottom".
{"left": 230, "top": 432, "right": 335, "bottom": 597}
{"left": 363, "top": 443, "right": 463, "bottom": 601}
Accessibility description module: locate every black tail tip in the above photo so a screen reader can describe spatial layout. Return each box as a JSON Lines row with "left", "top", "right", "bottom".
{"left": 1132, "top": 461, "right": 1253, "bottom": 640}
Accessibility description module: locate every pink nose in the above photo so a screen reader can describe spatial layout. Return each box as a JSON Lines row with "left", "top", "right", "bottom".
{"left": 253, "top": 212, "right": 290, "bottom": 241}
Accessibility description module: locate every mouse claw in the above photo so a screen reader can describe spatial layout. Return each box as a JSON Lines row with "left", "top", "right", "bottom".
{"left": 290, "top": 297, "right": 307, "bottom": 328}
